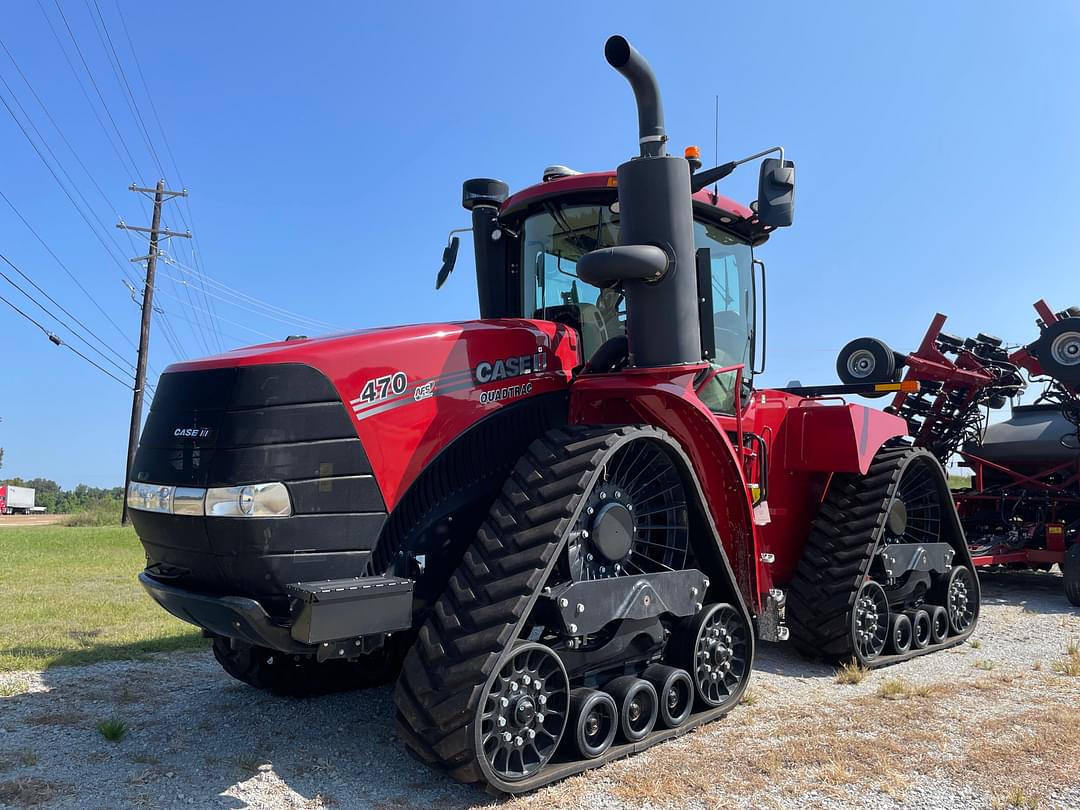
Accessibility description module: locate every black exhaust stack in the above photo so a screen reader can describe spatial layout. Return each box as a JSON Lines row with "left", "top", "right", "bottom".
{"left": 579, "top": 36, "right": 701, "bottom": 368}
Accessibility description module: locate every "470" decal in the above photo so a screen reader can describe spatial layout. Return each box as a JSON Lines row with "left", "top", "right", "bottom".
{"left": 358, "top": 371, "right": 408, "bottom": 404}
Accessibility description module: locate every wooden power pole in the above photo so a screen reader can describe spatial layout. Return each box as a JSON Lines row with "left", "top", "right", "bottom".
{"left": 118, "top": 180, "right": 189, "bottom": 525}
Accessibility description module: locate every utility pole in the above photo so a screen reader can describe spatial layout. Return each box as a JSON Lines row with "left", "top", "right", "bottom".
{"left": 118, "top": 180, "right": 189, "bottom": 525}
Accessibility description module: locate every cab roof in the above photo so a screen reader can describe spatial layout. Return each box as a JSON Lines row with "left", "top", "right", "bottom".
{"left": 500, "top": 170, "right": 775, "bottom": 245}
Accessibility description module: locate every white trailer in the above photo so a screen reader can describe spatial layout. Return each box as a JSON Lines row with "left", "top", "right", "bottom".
{"left": 0, "top": 485, "right": 36, "bottom": 515}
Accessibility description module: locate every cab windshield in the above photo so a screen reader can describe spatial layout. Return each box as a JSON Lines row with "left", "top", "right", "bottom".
{"left": 522, "top": 201, "right": 755, "bottom": 411}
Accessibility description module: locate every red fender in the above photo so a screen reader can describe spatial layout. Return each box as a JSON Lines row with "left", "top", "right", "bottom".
{"left": 568, "top": 367, "right": 759, "bottom": 609}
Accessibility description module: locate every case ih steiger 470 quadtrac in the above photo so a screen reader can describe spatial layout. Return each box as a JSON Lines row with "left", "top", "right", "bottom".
{"left": 127, "top": 37, "right": 979, "bottom": 791}
{"left": 836, "top": 301, "right": 1080, "bottom": 605}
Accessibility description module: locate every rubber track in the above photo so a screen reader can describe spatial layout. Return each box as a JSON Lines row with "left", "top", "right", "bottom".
{"left": 786, "top": 446, "right": 970, "bottom": 665}
{"left": 393, "top": 425, "right": 646, "bottom": 789}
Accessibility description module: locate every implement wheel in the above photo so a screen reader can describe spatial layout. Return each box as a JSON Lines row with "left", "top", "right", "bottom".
{"left": 1065, "top": 544, "right": 1080, "bottom": 607}
{"left": 836, "top": 337, "right": 898, "bottom": 391}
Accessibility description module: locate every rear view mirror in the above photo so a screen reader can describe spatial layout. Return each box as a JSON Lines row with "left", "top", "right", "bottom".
{"left": 756, "top": 158, "right": 795, "bottom": 227}
{"left": 435, "top": 236, "right": 460, "bottom": 290}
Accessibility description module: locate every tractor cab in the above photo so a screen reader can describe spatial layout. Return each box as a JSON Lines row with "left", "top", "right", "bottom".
{"left": 439, "top": 165, "right": 783, "bottom": 413}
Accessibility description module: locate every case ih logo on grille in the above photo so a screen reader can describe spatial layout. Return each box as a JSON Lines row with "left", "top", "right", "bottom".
{"left": 473, "top": 350, "right": 547, "bottom": 384}
{"left": 173, "top": 427, "right": 213, "bottom": 439}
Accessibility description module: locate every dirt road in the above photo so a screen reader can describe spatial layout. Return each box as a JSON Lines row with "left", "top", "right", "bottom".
{"left": 0, "top": 516, "right": 63, "bottom": 529}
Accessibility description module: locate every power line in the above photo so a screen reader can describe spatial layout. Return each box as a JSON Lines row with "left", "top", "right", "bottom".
{"left": 49, "top": 0, "right": 145, "bottom": 183}
{"left": 0, "top": 36, "right": 122, "bottom": 222}
{"left": 0, "top": 88, "right": 142, "bottom": 289}
{"left": 108, "top": 3, "right": 223, "bottom": 352}
{"left": 84, "top": 0, "right": 164, "bottom": 178}
{"left": 0, "top": 252, "right": 134, "bottom": 378}
{"left": 34, "top": 0, "right": 138, "bottom": 181}
{"left": 157, "top": 252, "right": 344, "bottom": 331}
{"left": 0, "top": 188, "right": 137, "bottom": 358}
{"left": 0, "top": 284, "right": 132, "bottom": 388}
{"left": 150, "top": 284, "right": 278, "bottom": 340}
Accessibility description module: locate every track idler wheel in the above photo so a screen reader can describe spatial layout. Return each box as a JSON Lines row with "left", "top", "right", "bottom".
{"left": 478, "top": 642, "right": 570, "bottom": 782}
{"left": 567, "top": 688, "right": 618, "bottom": 759}
{"left": 888, "top": 613, "right": 913, "bottom": 655}
{"left": 932, "top": 565, "right": 978, "bottom": 635}
{"left": 642, "top": 664, "right": 693, "bottom": 729}
{"left": 925, "top": 605, "right": 949, "bottom": 644}
{"left": 851, "top": 580, "right": 890, "bottom": 662}
{"left": 905, "top": 609, "right": 932, "bottom": 649}
{"left": 682, "top": 603, "right": 751, "bottom": 707}
{"left": 605, "top": 676, "right": 658, "bottom": 743}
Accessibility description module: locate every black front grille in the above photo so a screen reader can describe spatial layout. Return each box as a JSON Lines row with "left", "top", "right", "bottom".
{"left": 130, "top": 363, "right": 386, "bottom": 612}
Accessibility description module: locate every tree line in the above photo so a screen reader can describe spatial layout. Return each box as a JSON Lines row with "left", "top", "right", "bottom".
{"left": 0, "top": 477, "right": 123, "bottom": 514}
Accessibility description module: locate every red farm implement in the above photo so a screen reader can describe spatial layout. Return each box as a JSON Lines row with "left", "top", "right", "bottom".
{"left": 837, "top": 300, "right": 1080, "bottom": 605}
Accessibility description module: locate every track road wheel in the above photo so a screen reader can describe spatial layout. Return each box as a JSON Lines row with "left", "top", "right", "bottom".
{"left": 906, "top": 609, "right": 931, "bottom": 649}
{"left": 850, "top": 580, "right": 890, "bottom": 662}
{"left": 642, "top": 664, "right": 693, "bottom": 729}
{"left": 682, "top": 603, "right": 751, "bottom": 708}
{"left": 925, "top": 605, "right": 949, "bottom": 644}
{"left": 888, "top": 613, "right": 913, "bottom": 654}
{"left": 568, "top": 689, "right": 618, "bottom": 759}
{"left": 1063, "top": 544, "right": 1080, "bottom": 607}
{"left": 604, "top": 676, "right": 658, "bottom": 743}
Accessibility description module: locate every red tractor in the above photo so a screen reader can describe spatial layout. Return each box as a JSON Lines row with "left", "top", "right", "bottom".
{"left": 836, "top": 301, "right": 1080, "bottom": 605}
{"left": 127, "top": 37, "right": 978, "bottom": 792}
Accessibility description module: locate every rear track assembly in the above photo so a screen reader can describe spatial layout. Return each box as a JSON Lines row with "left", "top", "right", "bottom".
{"left": 787, "top": 446, "right": 980, "bottom": 667}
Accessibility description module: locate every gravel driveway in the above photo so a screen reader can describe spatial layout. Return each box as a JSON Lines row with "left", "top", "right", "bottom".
{"left": 1, "top": 570, "right": 1078, "bottom": 810}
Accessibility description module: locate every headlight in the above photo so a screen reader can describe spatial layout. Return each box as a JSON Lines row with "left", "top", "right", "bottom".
{"left": 205, "top": 483, "right": 292, "bottom": 517}
{"left": 127, "top": 482, "right": 173, "bottom": 514}
{"left": 126, "top": 481, "right": 292, "bottom": 517}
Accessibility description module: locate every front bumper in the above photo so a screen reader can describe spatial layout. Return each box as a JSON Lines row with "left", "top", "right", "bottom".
{"left": 139, "top": 570, "right": 414, "bottom": 654}
{"left": 140, "top": 571, "right": 311, "bottom": 652}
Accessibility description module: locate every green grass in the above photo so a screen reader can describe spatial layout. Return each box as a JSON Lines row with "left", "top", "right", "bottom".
{"left": 948, "top": 474, "right": 972, "bottom": 489}
{"left": 0, "top": 526, "right": 206, "bottom": 672}
{"left": 96, "top": 717, "right": 128, "bottom": 742}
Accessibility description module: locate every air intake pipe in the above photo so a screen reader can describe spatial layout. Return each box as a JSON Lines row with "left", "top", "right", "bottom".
{"left": 578, "top": 36, "right": 701, "bottom": 368}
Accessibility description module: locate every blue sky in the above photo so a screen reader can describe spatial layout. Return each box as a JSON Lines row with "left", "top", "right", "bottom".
{"left": 1, "top": 2, "right": 1078, "bottom": 488}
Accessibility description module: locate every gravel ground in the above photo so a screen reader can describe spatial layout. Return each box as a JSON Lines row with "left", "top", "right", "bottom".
{"left": 1, "top": 570, "right": 1078, "bottom": 810}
